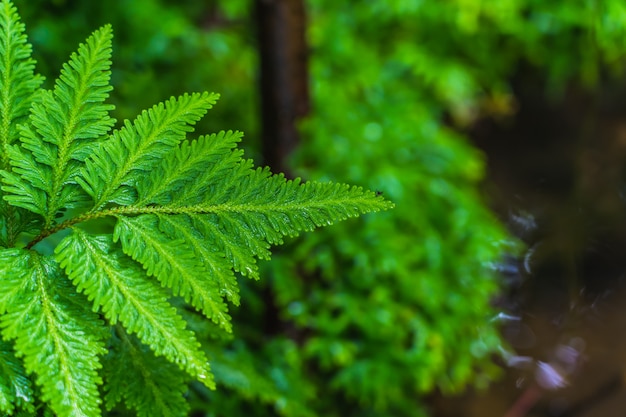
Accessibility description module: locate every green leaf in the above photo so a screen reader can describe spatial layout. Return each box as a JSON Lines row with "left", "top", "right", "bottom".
{"left": 0, "top": 0, "right": 43, "bottom": 170}
{"left": 166, "top": 171, "right": 393, "bottom": 243}
{"left": 2, "top": 24, "right": 114, "bottom": 227}
{"left": 79, "top": 92, "right": 219, "bottom": 209}
{"left": 0, "top": 340, "right": 34, "bottom": 415}
{"left": 103, "top": 326, "right": 190, "bottom": 417}
{"left": 55, "top": 228, "right": 215, "bottom": 389}
{"left": 136, "top": 130, "right": 244, "bottom": 206}
{"left": 113, "top": 214, "right": 232, "bottom": 332}
{"left": 0, "top": 249, "right": 106, "bottom": 417}
{"left": 157, "top": 213, "right": 243, "bottom": 303}
{"left": 0, "top": 0, "right": 44, "bottom": 247}
{"left": 0, "top": 145, "right": 47, "bottom": 217}
{"left": 127, "top": 131, "right": 393, "bottom": 281}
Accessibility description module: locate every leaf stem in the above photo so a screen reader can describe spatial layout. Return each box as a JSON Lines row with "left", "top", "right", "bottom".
{"left": 25, "top": 208, "right": 113, "bottom": 249}
{"left": 25, "top": 204, "right": 193, "bottom": 249}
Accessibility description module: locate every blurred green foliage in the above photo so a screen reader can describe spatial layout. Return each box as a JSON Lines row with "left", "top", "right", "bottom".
{"left": 14, "top": 0, "right": 259, "bottom": 156}
{"left": 16, "top": 0, "right": 626, "bottom": 416}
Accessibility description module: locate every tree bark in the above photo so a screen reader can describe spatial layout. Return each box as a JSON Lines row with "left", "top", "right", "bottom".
{"left": 255, "top": 0, "right": 309, "bottom": 175}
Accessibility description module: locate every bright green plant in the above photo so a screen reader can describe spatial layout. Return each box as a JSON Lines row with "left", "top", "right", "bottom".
{"left": 13, "top": 1, "right": 626, "bottom": 417}
{"left": 0, "top": 1, "right": 391, "bottom": 416}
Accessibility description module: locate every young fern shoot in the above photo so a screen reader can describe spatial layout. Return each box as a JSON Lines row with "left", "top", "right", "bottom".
{"left": 0, "top": 1, "right": 392, "bottom": 416}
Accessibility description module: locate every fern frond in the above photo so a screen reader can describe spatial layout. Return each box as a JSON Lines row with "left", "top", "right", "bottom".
{"left": 132, "top": 132, "right": 392, "bottom": 278}
{"left": 55, "top": 228, "right": 215, "bottom": 389}
{"left": 157, "top": 213, "right": 243, "bottom": 303}
{"left": 0, "top": 0, "right": 43, "bottom": 170}
{"left": 78, "top": 92, "right": 219, "bottom": 209}
{"left": 136, "top": 130, "right": 244, "bottom": 206}
{"left": 165, "top": 150, "right": 258, "bottom": 208}
{"left": 0, "top": 192, "right": 38, "bottom": 248}
{"left": 0, "top": 249, "right": 106, "bottom": 417}
{"left": 1, "top": 24, "right": 114, "bottom": 227}
{"left": 103, "top": 326, "right": 190, "bottom": 417}
{"left": 185, "top": 169, "right": 389, "bottom": 235}
{"left": 99, "top": 132, "right": 390, "bottom": 303}
{"left": 97, "top": 174, "right": 389, "bottom": 331}
{"left": 0, "top": 0, "right": 43, "bottom": 247}
{"left": 139, "top": 166, "right": 391, "bottom": 253}
{"left": 136, "top": 131, "right": 264, "bottom": 280}
{"left": 171, "top": 175, "right": 390, "bottom": 278}
{"left": 153, "top": 134, "right": 391, "bottom": 230}
{"left": 0, "top": 340, "right": 34, "bottom": 415}
{"left": 113, "top": 214, "right": 232, "bottom": 331}
{"left": 0, "top": 146, "right": 47, "bottom": 216}
{"left": 194, "top": 206, "right": 273, "bottom": 271}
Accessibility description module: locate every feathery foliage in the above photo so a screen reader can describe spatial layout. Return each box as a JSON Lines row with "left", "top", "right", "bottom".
{"left": 0, "top": 1, "right": 393, "bottom": 415}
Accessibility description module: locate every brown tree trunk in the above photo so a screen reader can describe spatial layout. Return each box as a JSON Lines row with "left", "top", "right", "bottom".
{"left": 255, "top": 0, "right": 309, "bottom": 175}
{"left": 255, "top": 0, "right": 310, "bottom": 337}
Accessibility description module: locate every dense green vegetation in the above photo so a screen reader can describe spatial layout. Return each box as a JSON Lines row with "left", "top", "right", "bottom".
{"left": 4, "top": 0, "right": 626, "bottom": 416}
{"left": 0, "top": 1, "right": 389, "bottom": 415}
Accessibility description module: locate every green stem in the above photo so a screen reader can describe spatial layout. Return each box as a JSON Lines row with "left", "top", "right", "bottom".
{"left": 25, "top": 208, "right": 112, "bottom": 250}
{"left": 5, "top": 203, "right": 17, "bottom": 246}
{"left": 24, "top": 204, "right": 191, "bottom": 249}
{"left": 24, "top": 201, "right": 248, "bottom": 249}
